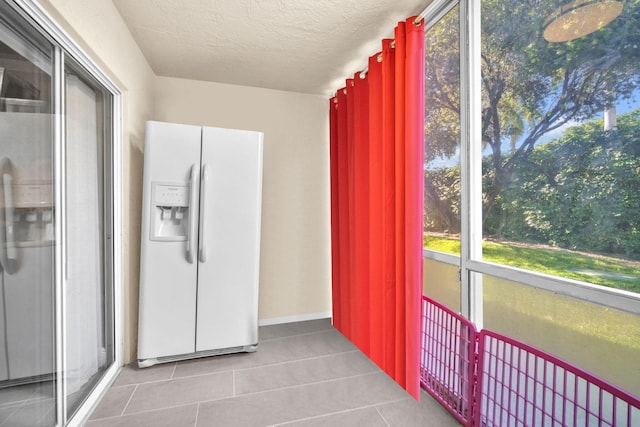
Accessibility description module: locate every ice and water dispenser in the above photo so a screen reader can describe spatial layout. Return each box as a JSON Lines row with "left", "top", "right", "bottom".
{"left": 0, "top": 176, "right": 54, "bottom": 275}
{"left": 11, "top": 182, "right": 54, "bottom": 245}
{"left": 150, "top": 182, "right": 190, "bottom": 241}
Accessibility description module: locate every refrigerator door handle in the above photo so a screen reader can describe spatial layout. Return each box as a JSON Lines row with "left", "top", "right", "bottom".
{"left": 198, "top": 163, "right": 209, "bottom": 263}
{"left": 186, "top": 164, "right": 199, "bottom": 263}
{"left": 0, "top": 158, "right": 18, "bottom": 274}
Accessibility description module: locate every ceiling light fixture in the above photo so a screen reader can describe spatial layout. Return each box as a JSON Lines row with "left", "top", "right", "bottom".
{"left": 543, "top": 0, "right": 623, "bottom": 43}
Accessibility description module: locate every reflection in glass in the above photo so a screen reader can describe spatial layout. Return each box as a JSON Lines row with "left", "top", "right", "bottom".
{"left": 0, "top": 5, "right": 56, "bottom": 426}
{"left": 423, "top": 258, "right": 460, "bottom": 312}
{"left": 423, "top": 5, "right": 461, "bottom": 255}
{"left": 480, "top": 271, "right": 640, "bottom": 397}
{"left": 480, "top": 0, "right": 640, "bottom": 294}
{"left": 64, "top": 62, "right": 114, "bottom": 418}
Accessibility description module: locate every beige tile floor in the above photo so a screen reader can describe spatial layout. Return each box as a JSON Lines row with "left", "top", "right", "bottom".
{"left": 87, "top": 319, "right": 460, "bottom": 426}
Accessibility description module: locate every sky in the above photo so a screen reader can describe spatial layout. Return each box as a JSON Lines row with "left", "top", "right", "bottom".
{"left": 425, "top": 88, "right": 640, "bottom": 170}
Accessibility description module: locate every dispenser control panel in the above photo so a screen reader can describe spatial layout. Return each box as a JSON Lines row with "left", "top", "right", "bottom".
{"left": 8, "top": 182, "right": 55, "bottom": 246}
{"left": 150, "top": 182, "right": 190, "bottom": 242}
{"left": 13, "top": 182, "right": 53, "bottom": 207}
{"left": 153, "top": 184, "right": 189, "bottom": 207}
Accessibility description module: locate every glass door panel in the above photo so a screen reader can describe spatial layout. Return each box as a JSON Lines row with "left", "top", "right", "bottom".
{"left": 423, "top": 3, "right": 462, "bottom": 312}
{"left": 424, "top": 3, "right": 461, "bottom": 255}
{"left": 64, "top": 61, "right": 114, "bottom": 419}
{"left": 0, "top": 4, "right": 56, "bottom": 426}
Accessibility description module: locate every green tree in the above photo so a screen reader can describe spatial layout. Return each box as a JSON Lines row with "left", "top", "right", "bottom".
{"left": 494, "top": 110, "right": 640, "bottom": 257}
{"left": 424, "top": 4, "right": 460, "bottom": 163}
{"left": 425, "top": 166, "right": 461, "bottom": 233}
{"left": 425, "top": 0, "right": 640, "bottom": 227}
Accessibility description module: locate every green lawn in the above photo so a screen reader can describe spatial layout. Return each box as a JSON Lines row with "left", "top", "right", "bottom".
{"left": 424, "top": 234, "right": 640, "bottom": 293}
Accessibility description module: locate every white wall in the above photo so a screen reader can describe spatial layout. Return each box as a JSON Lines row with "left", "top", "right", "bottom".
{"left": 154, "top": 77, "right": 332, "bottom": 323}
{"left": 37, "top": 0, "right": 155, "bottom": 363}
{"left": 34, "top": 1, "right": 332, "bottom": 363}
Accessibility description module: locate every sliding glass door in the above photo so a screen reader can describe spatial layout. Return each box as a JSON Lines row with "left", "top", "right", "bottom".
{"left": 0, "top": 6, "right": 56, "bottom": 425}
{"left": 0, "top": 2, "right": 119, "bottom": 425}
{"left": 64, "top": 60, "right": 114, "bottom": 420}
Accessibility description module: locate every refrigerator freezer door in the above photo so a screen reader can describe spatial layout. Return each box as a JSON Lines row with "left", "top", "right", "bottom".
{"left": 0, "top": 275, "right": 6, "bottom": 381}
{"left": 196, "top": 127, "right": 263, "bottom": 352}
{"left": 3, "top": 245, "right": 54, "bottom": 379}
{"left": 138, "top": 121, "right": 202, "bottom": 360}
{"left": 0, "top": 114, "right": 54, "bottom": 381}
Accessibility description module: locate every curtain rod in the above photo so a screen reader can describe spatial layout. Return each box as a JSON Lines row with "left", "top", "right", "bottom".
{"left": 355, "top": 0, "right": 453, "bottom": 79}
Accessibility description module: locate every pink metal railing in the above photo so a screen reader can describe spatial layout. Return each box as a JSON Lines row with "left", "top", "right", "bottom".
{"left": 421, "top": 297, "right": 477, "bottom": 425}
{"left": 420, "top": 296, "right": 640, "bottom": 427}
{"left": 476, "top": 330, "right": 640, "bottom": 427}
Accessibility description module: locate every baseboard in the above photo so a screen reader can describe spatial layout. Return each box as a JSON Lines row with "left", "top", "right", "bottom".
{"left": 258, "top": 311, "right": 332, "bottom": 327}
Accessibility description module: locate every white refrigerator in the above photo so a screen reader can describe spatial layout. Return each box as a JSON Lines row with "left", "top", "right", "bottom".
{"left": 0, "top": 113, "right": 54, "bottom": 383}
{"left": 137, "top": 120, "right": 263, "bottom": 368}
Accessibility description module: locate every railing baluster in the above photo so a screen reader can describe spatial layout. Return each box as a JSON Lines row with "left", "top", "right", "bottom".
{"left": 421, "top": 296, "right": 640, "bottom": 427}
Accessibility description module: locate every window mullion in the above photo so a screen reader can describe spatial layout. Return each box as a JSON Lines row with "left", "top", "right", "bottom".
{"left": 459, "top": 0, "right": 483, "bottom": 327}
{"left": 52, "top": 44, "right": 67, "bottom": 427}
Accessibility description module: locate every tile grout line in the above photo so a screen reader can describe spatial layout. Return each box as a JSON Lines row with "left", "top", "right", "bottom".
{"left": 0, "top": 395, "right": 48, "bottom": 409}
{"left": 118, "top": 371, "right": 396, "bottom": 419}
{"left": 104, "top": 370, "right": 235, "bottom": 419}
{"left": 270, "top": 398, "right": 409, "bottom": 426}
{"left": 168, "top": 349, "right": 361, "bottom": 382}
{"left": 194, "top": 402, "right": 200, "bottom": 427}
{"left": 115, "top": 376, "right": 178, "bottom": 387}
{"left": 259, "top": 328, "right": 336, "bottom": 343}
{"left": 0, "top": 383, "right": 48, "bottom": 410}
{"left": 235, "top": 371, "right": 383, "bottom": 398}
{"left": 111, "top": 371, "right": 390, "bottom": 418}
{"left": 234, "top": 349, "right": 361, "bottom": 373}
{"left": 120, "top": 384, "right": 138, "bottom": 416}
{"left": 118, "top": 366, "right": 231, "bottom": 387}
{"left": 171, "top": 362, "right": 177, "bottom": 379}
{"left": 114, "top": 364, "right": 178, "bottom": 387}
{"left": 376, "top": 406, "right": 392, "bottom": 427}
{"left": 270, "top": 407, "right": 367, "bottom": 426}
{"left": 120, "top": 328, "right": 346, "bottom": 385}
{"left": 88, "top": 402, "right": 197, "bottom": 422}
{"left": 0, "top": 406, "right": 17, "bottom": 427}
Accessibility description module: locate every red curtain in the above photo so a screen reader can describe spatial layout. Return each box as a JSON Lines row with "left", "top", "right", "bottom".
{"left": 329, "top": 17, "right": 424, "bottom": 400}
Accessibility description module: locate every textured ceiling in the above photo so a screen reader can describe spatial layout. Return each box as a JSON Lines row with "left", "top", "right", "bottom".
{"left": 112, "top": 0, "right": 428, "bottom": 96}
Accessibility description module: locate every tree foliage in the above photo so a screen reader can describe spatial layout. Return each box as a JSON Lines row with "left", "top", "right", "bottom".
{"left": 425, "top": 165, "right": 460, "bottom": 233}
{"left": 492, "top": 110, "right": 640, "bottom": 257}
{"left": 424, "top": 4, "right": 460, "bottom": 162}
{"left": 429, "top": 110, "right": 640, "bottom": 257}
{"left": 425, "top": 0, "right": 640, "bottom": 224}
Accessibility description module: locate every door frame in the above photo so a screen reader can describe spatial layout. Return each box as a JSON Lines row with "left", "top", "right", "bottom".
{"left": 5, "top": 1, "right": 123, "bottom": 425}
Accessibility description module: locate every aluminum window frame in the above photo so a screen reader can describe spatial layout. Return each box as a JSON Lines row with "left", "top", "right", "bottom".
{"left": 423, "top": 0, "right": 640, "bottom": 319}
